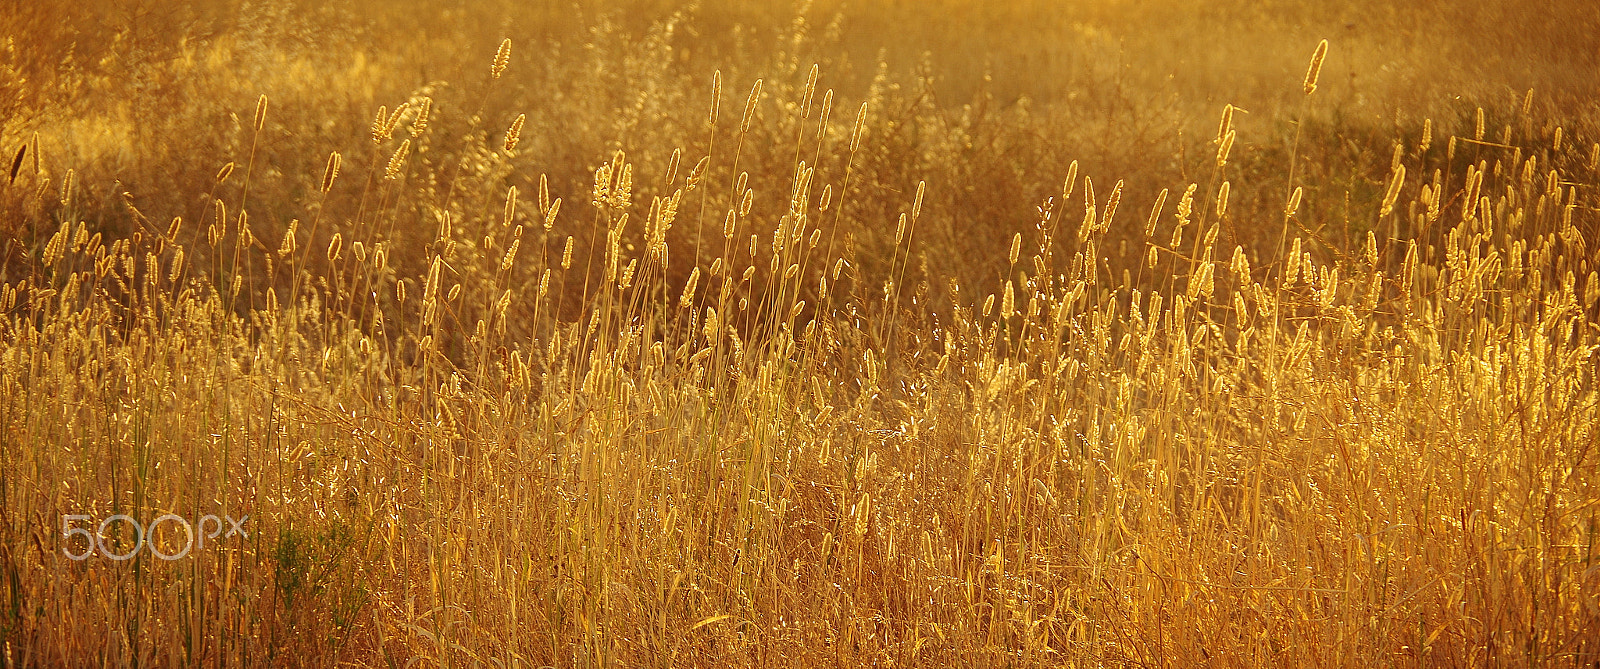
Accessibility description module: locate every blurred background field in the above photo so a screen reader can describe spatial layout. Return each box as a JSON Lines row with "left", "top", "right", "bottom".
{"left": 6, "top": 0, "right": 1599, "bottom": 294}
{"left": 2, "top": 0, "right": 1598, "bottom": 666}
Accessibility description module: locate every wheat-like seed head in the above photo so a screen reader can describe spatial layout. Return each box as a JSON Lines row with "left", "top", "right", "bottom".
{"left": 801, "top": 64, "right": 819, "bottom": 117}
{"left": 709, "top": 70, "right": 722, "bottom": 128}
{"left": 278, "top": 219, "right": 298, "bottom": 257}
{"left": 1170, "top": 184, "right": 1195, "bottom": 246}
{"left": 818, "top": 88, "right": 834, "bottom": 136}
{"left": 1216, "top": 130, "right": 1235, "bottom": 169}
{"left": 59, "top": 168, "right": 73, "bottom": 206}
{"left": 386, "top": 140, "right": 411, "bottom": 179}
{"left": 1379, "top": 165, "right": 1406, "bottom": 218}
{"left": 610, "top": 157, "right": 633, "bottom": 210}
{"left": 6, "top": 144, "right": 23, "bottom": 185}
{"left": 619, "top": 258, "right": 637, "bottom": 289}
{"left": 740, "top": 79, "right": 763, "bottom": 133}
{"left": 1145, "top": 189, "right": 1168, "bottom": 238}
{"left": 211, "top": 199, "right": 227, "bottom": 243}
{"left": 681, "top": 267, "right": 701, "bottom": 308}
{"left": 370, "top": 105, "right": 388, "bottom": 144}
{"left": 253, "top": 95, "right": 268, "bottom": 132}
{"left": 1303, "top": 39, "right": 1328, "bottom": 95}
{"left": 432, "top": 211, "right": 451, "bottom": 243}
{"left": 169, "top": 246, "right": 185, "bottom": 283}
{"left": 544, "top": 198, "right": 561, "bottom": 231}
{"left": 1101, "top": 180, "right": 1123, "bottom": 232}
{"left": 1285, "top": 237, "right": 1303, "bottom": 286}
{"left": 505, "top": 114, "right": 526, "bottom": 152}
{"left": 384, "top": 103, "right": 409, "bottom": 138}
{"left": 492, "top": 38, "right": 511, "bottom": 79}
{"left": 850, "top": 102, "right": 868, "bottom": 153}
{"left": 1230, "top": 245, "right": 1250, "bottom": 279}
{"left": 501, "top": 238, "right": 520, "bottom": 272}
{"left": 703, "top": 307, "right": 720, "bottom": 342}
{"left": 410, "top": 97, "right": 432, "bottom": 137}
{"left": 321, "top": 152, "right": 341, "bottom": 193}
{"left": 593, "top": 165, "right": 613, "bottom": 206}
{"left": 562, "top": 236, "right": 574, "bottom": 269}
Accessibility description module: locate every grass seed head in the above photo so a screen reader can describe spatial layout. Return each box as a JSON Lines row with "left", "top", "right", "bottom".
{"left": 1303, "top": 39, "right": 1328, "bottom": 95}
{"left": 253, "top": 94, "right": 267, "bottom": 132}
{"left": 709, "top": 70, "right": 722, "bottom": 127}
{"left": 740, "top": 79, "right": 763, "bottom": 133}
{"left": 321, "top": 152, "right": 341, "bottom": 193}
{"left": 410, "top": 97, "right": 432, "bottom": 137}
{"left": 850, "top": 102, "right": 868, "bottom": 153}
{"left": 492, "top": 38, "right": 511, "bottom": 78}
{"left": 505, "top": 114, "right": 526, "bottom": 152}
{"left": 385, "top": 140, "right": 411, "bottom": 179}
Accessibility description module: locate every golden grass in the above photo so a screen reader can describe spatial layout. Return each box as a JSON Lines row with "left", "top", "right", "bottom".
{"left": 2, "top": 1, "right": 1599, "bottom": 667}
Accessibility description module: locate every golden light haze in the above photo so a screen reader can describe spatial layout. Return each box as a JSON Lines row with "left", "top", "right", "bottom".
{"left": 2, "top": 0, "right": 1597, "bottom": 665}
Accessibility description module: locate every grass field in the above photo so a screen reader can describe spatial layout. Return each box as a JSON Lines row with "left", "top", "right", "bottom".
{"left": 2, "top": 0, "right": 1599, "bottom": 666}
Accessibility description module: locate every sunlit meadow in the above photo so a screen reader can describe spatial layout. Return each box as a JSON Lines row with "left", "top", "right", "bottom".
{"left": 2, "top": 1, "right": 1598, "bottom": 666}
